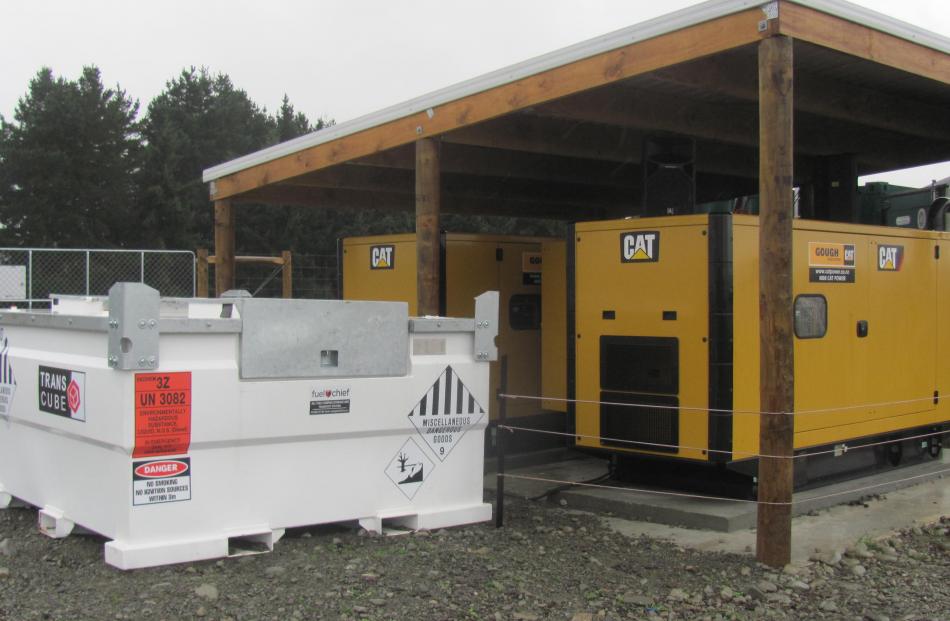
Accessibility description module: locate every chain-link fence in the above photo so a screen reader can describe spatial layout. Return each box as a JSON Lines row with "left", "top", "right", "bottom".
{"left": 0, "top": 249, "right": 195, "bottom": 308}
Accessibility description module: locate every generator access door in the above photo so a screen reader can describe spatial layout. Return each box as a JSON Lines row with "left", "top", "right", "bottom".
{"left": 574, "top": 215, "right": 712, "bottom": 460}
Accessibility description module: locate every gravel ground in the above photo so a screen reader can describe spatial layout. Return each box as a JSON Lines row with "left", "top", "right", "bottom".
{"left": 0, "top": 494, "right": 946, "bottom": 621}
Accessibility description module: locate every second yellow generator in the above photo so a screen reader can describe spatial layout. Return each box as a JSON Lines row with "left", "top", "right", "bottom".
{"left": 340, "top": 233, "right": 564, "bottom": 429}
{"left": 572, "top": 213, "right": 948, "bottom": 486}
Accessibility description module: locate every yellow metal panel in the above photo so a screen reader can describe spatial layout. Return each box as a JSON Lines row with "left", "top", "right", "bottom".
{"left": 541, "top": 241, "right": 568, "bottom": 412}
{"left": 574, "top": 215, "right": 710, "bottom": 460}
{"left": 341, "top": 234, "right": 418, "bottom": 315}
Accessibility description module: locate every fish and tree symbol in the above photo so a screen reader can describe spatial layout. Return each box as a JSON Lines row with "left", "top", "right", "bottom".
{"left": 385, "top": 437, "right": 434, "bottom": 500}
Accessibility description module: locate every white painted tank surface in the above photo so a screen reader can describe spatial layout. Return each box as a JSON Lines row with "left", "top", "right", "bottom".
{"left": 0, "top": 284, "right": 497, "bottom": 569}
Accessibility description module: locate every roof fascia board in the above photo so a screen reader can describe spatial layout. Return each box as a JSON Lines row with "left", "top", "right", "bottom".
{"left": 790, "top": 0, "right": 950, "bottom": 54}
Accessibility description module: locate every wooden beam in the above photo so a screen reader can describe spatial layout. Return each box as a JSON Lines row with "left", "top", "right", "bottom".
{"left": 358, "top": 143, "right": 642, "bottom": 190}
{"left": 756, "top": 35, "right": 795, "bottom": 569}
{"left": 416, "top": 138, "right": 441, "bottom": 316}
{"left": 196, "top": 248, "right": 209, "bottom": 298}
{"left": 654, "top": 52, "right": 950, "bottom": 141}
{"left": 213, "top": 200, "right": 235, "bottom": 297}
{"left": 209, "top": 8, "right": 766, "bottom": 200}
{"left": 534, "top": 87, "right": 950, "bottom": 169}
{"left": 235, "top": 181, "right": 602, "bottom": 220}
{"left": 779, "top": 2, "right": 950, "bottom": 85}
{"left": 443, "top": 114, "right": 762, "bottom": 179}
{"left": 281, "top": 250, "right": 293, "bottom": 299}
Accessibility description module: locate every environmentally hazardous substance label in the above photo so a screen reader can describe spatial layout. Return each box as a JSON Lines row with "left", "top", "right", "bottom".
{"left": 132, "top": 457, "right": 191, "bottom": 506}
{"left": 133, "top": 372, "right": 191, "bottom": 458}
{"left": 370, "top": 244, "right": 395, "bottom": 270}
{"left": 408, "top": 365, "right": 485, "bottom": 461}
{"left": 808, "top": 242, "right": 855, "bottom": 283}
{"left": 878, "top": 244, "right": 903, "bottom": 271}
{"left": 620, "top": 231, "right": 660, "bottom": 263}
{"left": 385, "top": 437, "right": 434, "bottom": 500}
{"left": 310, "top": 386, "right": 350, "bottom": 415}
{"left": 37, "top": 365, "right": 85, "bottom": 421}
{"left": 0, "top": 329, "right": 16, "bottom": 418}
{"left": 522, "top": 251, "right": 542, "bottom": 285}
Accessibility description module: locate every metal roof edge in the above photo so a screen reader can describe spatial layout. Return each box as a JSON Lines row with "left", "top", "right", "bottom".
{"left": 792, "top": 0, "right": 950, "bottom": 54}
{"left": 202, "top": 0, "right": 762, "bottom": 184}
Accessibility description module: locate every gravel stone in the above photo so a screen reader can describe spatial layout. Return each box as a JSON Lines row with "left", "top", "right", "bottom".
{"left": 194, "top": 583, "right": 218, "bottom": 601}
{"left": 0, "top": 498, "right": 944, "bottom": 620}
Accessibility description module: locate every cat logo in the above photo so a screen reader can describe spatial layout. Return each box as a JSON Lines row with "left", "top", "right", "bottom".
{"left": 878, "top": 244, "right": 903, "bottom": 271}
{"left": 620, "top": 231, "right": 660, "bottom": 263}
{"left": 370, "top": 245, "right": 395, "bottom": 270}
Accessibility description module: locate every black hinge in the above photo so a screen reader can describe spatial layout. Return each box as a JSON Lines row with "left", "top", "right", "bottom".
{"left": 934, "top": 390, "right": 940, "bottom": 405}
{"left": 936, "top": 246, "right": 941, "bottom": 259}
{"left": 496, "top": 248, "right": 504, "bottom": 261}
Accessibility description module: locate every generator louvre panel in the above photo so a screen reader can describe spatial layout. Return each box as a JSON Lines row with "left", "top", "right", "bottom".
{"left": 598, "top": 335, "right": 680, "bottom": 452}
{"left": 600, "top": 392, "right": 679, "bottom": 452}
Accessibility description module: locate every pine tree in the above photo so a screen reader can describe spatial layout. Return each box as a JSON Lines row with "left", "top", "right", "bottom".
{"left": 0, "top": 66, "right": 140, "bottom": 247}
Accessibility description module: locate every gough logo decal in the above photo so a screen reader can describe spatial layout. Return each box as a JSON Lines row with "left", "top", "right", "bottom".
{"left": 370, "top": 245, "right": 395, "bottom": 270}
{"left": 620, "top": 231, "right": 659, "bottom": 263}
{"left": 134, "top": 460, "right": 189, "bottom": 478}
{"left": 878, "top": 245, "right": 903, "bottom": 271}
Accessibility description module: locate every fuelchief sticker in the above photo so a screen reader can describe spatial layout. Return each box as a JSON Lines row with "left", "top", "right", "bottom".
{"left": 310, "top": 386, "right": 351, "bottom": 415}
{"left": 522, "top": 251, "right": 542, "bottom": 285}
{"left": 0, "top": 329, "right": 16, "bottom": 418}
{"left": 132, "top": 457, "right": 191, "bottom": 506}
{"left": 133, "top": 372, "right": 191, "bottom": 458}
{"left": 408, "top": 365, "right": 485, "bottom": 461}
{"left": 808, "top": 242, "right": 856, "bottom": 283}
{"left": 37, "top": 365, "right": 85, "bottom": 421}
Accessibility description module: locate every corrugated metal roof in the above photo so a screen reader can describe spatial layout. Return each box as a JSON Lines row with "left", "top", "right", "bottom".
{"left": 203, "top": 0, "right": 950, "bottom": 184}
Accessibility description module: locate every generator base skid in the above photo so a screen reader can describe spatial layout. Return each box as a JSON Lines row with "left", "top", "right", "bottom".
{"left": 0, "top": 284, "right": 498, "bottom": 569}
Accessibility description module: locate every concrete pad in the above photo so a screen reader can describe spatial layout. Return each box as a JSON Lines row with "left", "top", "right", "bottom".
{"left": 485, "top": 450, "right": 949, "bottom": 548}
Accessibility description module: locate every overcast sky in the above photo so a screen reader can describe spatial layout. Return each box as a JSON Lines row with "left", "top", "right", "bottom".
{"left": 2, "top": 0, "right": 948, "bottom": 186}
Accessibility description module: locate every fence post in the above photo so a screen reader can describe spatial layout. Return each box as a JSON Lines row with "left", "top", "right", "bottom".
{"left": 140, "top": 251, "right": 145, "bottom": 285}
{"left": 281, "top": 250, "right": 293, "bottom": 299}
{"left": 27, "top": 250, "right": 33, "bottom": 309}
{"left": 85, "top": 250, "right": 91, "bottom": 296}
{"left": 495, "top": 355, "right": 508, "bottom": 528}
{"left": 196, "top": 249, "right": 209, "bottom": 298}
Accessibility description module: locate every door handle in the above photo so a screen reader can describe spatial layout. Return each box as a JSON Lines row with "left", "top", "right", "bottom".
{"left": 856, "top": 320, "right": 869, "bottom": 338}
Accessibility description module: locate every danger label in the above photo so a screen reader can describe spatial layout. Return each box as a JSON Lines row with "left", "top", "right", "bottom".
{"left": 408, "top": 366, "right": 485, "bottom": 461}
{"left": 133, "top": 372, "right": 191, "bottom": 458}
{"left": 132, "top": 457, "right": 191, "bottom": 506}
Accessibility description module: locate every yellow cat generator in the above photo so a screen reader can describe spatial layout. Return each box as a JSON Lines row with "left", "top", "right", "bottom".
{"left": 341, "top": 233, "right": 567, "bottom": 452}
{"left": 571, "top": 213, "right": 948, "bottom": 490}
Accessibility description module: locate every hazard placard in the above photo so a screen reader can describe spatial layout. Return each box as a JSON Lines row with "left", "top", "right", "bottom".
{"left": 133, "top": 372, "right": 191, "bottom": 458}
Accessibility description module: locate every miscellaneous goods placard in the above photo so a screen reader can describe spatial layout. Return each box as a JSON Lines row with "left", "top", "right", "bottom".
{"left": 408, "top": 365, "right": 485, "bottom": 461}
{"left": 808, "top": 241, "right": 856, "bottom": 283}
{"left": 37, "top": 365, "right": 85, "bottom": 421}
{"left": 133, "top": 372, "right": 191, "bottom": 457}
{"left": 132, "top": 457, "right": 191, "bottom": 506}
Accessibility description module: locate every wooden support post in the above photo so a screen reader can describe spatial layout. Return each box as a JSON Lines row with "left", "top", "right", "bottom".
{"left": 756, "top": 35, "right": 795, "bottom": 568}
{"left": 281, "top": 250, "right": 293, "bottom": 299}
{"left": 213, "top": 200, "right": 235, "bottom": 297}
{"left": 196, "top": 248, "right": 209, "bottom": 298}
{"left": 415, "top": 138, "right": 441, "bottom": 316}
